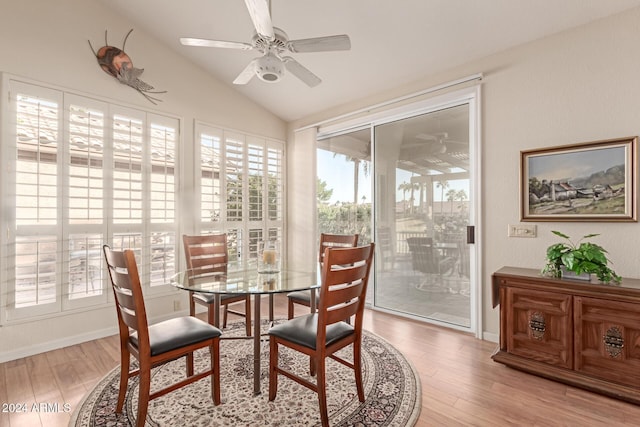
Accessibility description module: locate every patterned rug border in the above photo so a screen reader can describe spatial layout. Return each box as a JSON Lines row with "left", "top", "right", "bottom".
{"left": 70, "top": 321, "right": 421, "bottom": 426}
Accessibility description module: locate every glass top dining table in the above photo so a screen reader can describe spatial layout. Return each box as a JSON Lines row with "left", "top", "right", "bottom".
{"left": 171, "top": 266, "right": 320, "bottom": 395}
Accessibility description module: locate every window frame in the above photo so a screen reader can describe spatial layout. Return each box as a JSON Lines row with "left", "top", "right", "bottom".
{"left": 1, "top": 76, "right": 181, "bottom": 323}
{"left": 194, "top": 122, "right": 285, "bottom": 270}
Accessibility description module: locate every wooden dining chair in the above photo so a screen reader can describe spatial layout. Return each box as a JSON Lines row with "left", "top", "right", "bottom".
{"left": 268, "top": 243, "right": 375, "bottom": 427}
{"left": 286, "top": 233, "right": 359, "bottom": 319}
{"left": 183, "top": 234, "right": 252, "bottom": 336}
{"left": 103, "top": 245, "right": 221, "bottom": 427}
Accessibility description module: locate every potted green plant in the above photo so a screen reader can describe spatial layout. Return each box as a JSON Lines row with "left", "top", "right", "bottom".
{"left": 541, "top": 231, "right": 621, "bottom": 284}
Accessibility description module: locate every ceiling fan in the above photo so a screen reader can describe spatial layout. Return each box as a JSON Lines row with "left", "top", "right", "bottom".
{"left": 180, "top": 0, "right": 351, "bottom": 87}
{"left": 408, "top": 132, "right": 467, "bottom": 155}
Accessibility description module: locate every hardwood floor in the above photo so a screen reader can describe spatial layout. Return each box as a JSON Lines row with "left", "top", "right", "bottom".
{"left": 2, "top": 295, "right": 640, "bottom": 426}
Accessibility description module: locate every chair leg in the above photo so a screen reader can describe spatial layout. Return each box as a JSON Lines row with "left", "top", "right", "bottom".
{"left": 353, "top": 339, "right": 365, "bottom": 402}
{"left": 287, "top": 298, "right": 294, "bottom": 319}
{"left": 189, "top": 293, "right": 196, "bottom": 317}
{"left": 136, "top": 366, "right": 151, "bottom": 427}
{"left": 310, "top": 356, "right": 316, "bottom": 376}
{"left": 116, "top": 349, "right": 130, "bottom": 413}
{"left": 268, "top": 337, "right": 278, "bottom": 401}
{"left": 186, "top": 351, "right": 194, "bottom": 377}
{"left": 244, "top": 297, "right": 252, "bottom": 336}
{"left": 223, "top": 304, "right": 229, "bottom": 328}
{"left": 207, "top": 303, "right": 215, "bottom": 326}
{"left": 316, "top": 358, "right": 329, "bottom": 427}
{"left": 211, "top": 339, "right": 221, "bottom": 405}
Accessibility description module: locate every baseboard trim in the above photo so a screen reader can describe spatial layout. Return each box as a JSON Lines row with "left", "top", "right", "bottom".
{"left": 0, "top": 309, "right": 188, "bottom": 363}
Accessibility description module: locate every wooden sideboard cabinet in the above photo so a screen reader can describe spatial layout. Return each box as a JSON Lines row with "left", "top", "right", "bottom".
{"left": 492, "top": 266, "right": 640, "bottom": 405}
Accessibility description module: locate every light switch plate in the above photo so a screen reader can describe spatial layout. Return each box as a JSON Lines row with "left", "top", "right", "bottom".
{"left": 508, "top": 224, "right": 537, "bottom": 238}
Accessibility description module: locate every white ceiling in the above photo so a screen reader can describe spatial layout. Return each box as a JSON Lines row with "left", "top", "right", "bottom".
{"left": 98, "top": 0, "right": 640, "bottom": 122}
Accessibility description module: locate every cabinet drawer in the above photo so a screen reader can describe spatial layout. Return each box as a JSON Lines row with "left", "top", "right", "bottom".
{"left": 506, "top": 287, "right": 573, "bottom": 368}
{"left": 575, "top": 296, "right": 640, "bottom": 387}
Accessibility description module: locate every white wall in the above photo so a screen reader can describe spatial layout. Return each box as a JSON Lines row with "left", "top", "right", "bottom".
{"left": 288, "top": 7, "right": 640, "bottom": 337}
{"left": 0, "top": 0, "right": 285, "bottom": 362}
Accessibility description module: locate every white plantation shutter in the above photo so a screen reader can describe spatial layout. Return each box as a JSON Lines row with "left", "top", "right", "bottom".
{"left": 3, "top": 80, "right": 180, "bottom": 321}
{"left": 14, "top": 237, "right": 58, "bottom": 310}
{"left": 248, "top": 141, "right": 264, "bottom": 222}
{"left": 149, "top": 121, "right": 176, "bottom": 224}
{"left": 200, "top": 131, "right": 223, "bottom": 223}
{"left": 195, "top": 123, "right": 285, "bottom": 269}
{"left": 266, "top": 142, "right": 284, "bottom": 243}
{"left": 67, "top": 102, "right": 105, "bottom": 225}
{"left": 247, "top": 136, "right": 266, "bottom": 262}
{"left": 226, "top": 133, "right": 244, "bottom": 223}
{"left": 147, "top": 113, "right": 178, "bottom": 288}
{"left": 112, "top": 111, "right": 144, "bottom": 224}
{"left": 64, "top": 96, "right": 108, "bottom": 307}
{"left": 109, "top": 107, "right": 178, "bottom": 290}
{"left": 67, "top": 234, "right": 103, "bottom": 300}
{"left": 10, "top": 85, "right": 63, "bottom": 318}
{"left": 16, "top": 93, "right": 59, "bottom": 226}
{"left": 267, "top": 145, "right": 283, "bottom": 222}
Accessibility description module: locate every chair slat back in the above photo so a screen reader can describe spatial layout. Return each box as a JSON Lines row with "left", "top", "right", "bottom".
{"left": 318, "top": 243, "right": 374, "bottom": 327}
{"left": 183, "top": 234, "right": 228, "bottom": 275}
{"left": 103, "top": 245, "right": 148, "bottom": 341}
{"left": 318, "top": 233, "right": 359, "bottom": 264}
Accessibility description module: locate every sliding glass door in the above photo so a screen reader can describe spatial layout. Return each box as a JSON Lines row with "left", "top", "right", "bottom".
{"left": 316, "top": 129, "right": 373, "bottom": 301}
{"left": 373, "top": 104, "right": 473, "bottom": 329}
{"left": 316, "top": 88, "right": 479, "bottom": 333}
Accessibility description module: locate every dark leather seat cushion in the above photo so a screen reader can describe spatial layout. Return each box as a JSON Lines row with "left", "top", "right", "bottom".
{"left": 130, "top": 317, "right": 222, "bottom": 356}
{"left": 268, "top": 314, "right": 353, "bottom": 350}
{"left": 193, "top": 292, "right": 245, "bottom": 304}
{"left": 286, "top": 289, "right": 318, "bottom": 304}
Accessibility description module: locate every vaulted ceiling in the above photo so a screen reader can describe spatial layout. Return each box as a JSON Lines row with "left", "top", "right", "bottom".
{"left": 98, "top": 0, "right": 640, "bottom": 122}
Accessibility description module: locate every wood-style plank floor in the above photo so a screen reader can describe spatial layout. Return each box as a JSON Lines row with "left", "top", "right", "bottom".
{"left": 2, "top": 295, "right": 640, "bottom": 426}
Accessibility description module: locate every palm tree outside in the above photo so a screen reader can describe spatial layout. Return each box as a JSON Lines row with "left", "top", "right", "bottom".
{"left": 446, "top": 188, "right": 457, "bottom": 213}
{"left": 435, "top": 180, "right": 449, "bottom": 215}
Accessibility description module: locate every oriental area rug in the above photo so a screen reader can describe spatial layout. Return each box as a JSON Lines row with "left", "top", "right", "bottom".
{"left": 71, "top": 320, "right": 421, "bottom": 426}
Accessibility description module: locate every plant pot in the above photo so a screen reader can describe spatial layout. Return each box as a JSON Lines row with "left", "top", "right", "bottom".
{"left": 560, "top": 266, "right": 591, "bottom": 282}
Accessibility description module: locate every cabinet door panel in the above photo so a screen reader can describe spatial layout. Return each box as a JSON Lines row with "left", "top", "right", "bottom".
{"left": 575, "top": 296, "right": 640, "bottom": 387}
{"left": 507, "top": 287, "right": 572, "bottom": 368}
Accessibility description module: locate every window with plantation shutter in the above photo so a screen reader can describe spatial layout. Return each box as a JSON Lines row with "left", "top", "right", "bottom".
{"left": 200, "top": 132, "right": 222, "bottom": 223}
{"left": 66, "top": 98, "right": 107, "bottom": 305}
{"left": 248, "top": 142, "right": 264, "bottom": 222}
{"left": 226, "top": 134, "right": 244, "bottom": 223}
{"left": 16, "top": 94, "right": 59, "bottom": 226}
{"left": 11, "top": 87, "right": 62, "bottom": 317}
{"left": 149, "top": 121, "right": 176, "bottom": 224}
{"left": 267, "top": 145, "right": 283, "bottom": 222}
{"left": 108, "top": 107, "right": 177, "bottom": 290}
{"left": 147, "top": 115, "right": 177, "bottom": 287}
{"left": 112, "top": 113, "right": 144, "bottom": 224}
{"left": 68, "top": 103, "right": 105, "bottom": 225}
{"left": 196, "top": 123, "right": 285, "bottom": 269}
{"left": 3, "top": 80, "right": 179, "bottom": 321}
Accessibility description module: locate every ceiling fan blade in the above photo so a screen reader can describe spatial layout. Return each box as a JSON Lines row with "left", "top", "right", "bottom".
{"left": 244, "top": 0, "right": 274, "bottom": 40}
{"left": 288, "top": 35, "right": 351, "bottom": 53}
{"left": 180, "top": 37, "right": 253, "bottom": 50}
{"left": 233, "top": 59, "right": 258, "bottom": 85}
{"left": 283, "top": 57, "right": 321, "bottom": 87}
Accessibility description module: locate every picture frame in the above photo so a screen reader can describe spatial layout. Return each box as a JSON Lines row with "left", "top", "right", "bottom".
{"left": 521, "top": 136, "right": 637, "bottom": 222}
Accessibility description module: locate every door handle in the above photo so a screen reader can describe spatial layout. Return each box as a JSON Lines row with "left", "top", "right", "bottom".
{"left": 466, "top": 226, "right": 475, "bottom": 244}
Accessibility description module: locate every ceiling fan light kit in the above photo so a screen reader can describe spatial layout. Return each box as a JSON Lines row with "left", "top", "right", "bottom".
{"left": 256, "top": 51, "right": 283, "bottom": 82}
{"left": 179, "top": 0, "right": 350, "bottom": 87}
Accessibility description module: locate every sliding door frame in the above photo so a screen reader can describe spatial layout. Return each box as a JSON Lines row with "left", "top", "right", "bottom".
{"left": 317, "top": 85, "right": 483, "bottom": 338}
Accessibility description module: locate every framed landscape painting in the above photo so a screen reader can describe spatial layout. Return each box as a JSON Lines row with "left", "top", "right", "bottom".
{"left": 521, "top": 137, "right": 637, "bottom": 222}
